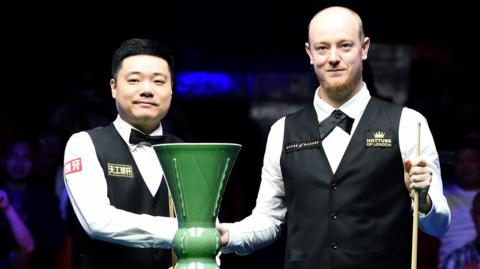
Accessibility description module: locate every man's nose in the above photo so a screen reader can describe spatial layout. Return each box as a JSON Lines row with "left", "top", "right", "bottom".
{"left": 328, "top": 49, "right": 340, "bottom": 65}
{"left": 140, "top": 81, "right": 154, "bottom": 96}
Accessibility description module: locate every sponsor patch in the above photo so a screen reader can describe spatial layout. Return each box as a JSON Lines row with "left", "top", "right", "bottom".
{"left": 365, "top": 130, "right": 393, "bottom": 148}
{"left": 64, "top": 158, "right": 83, "bottom": 175}
{"left": 107, "top": 163, "right": 134, "bottom": 178}
{"left": 285, "top": 139, "right": 321, "bottom": 152}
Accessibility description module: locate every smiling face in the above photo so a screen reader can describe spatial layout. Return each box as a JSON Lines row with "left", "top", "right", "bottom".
{"left": 305, "top": 7, "right": 370, "bottom": 107}
{"left": 110, "top": 54, "right": 172, "bottom": 133}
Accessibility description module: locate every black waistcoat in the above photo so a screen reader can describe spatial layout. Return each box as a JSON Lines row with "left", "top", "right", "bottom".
{"left": 79, "top": 124, "right": 181, "bottom": 269}
{"left": 280, "top": 97, "right": 412, "bottom": 269}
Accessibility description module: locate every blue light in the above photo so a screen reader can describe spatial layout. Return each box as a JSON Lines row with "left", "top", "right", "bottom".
{"left": 175, "top": 71, "right": 237, "bottom": 97}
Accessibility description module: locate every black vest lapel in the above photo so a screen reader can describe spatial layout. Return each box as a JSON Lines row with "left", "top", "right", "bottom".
{"left": 88, "top": 124, "right": 156, "bottom": 212}
{"left": 281, "top": 105, "right": 334, "bottom": 180}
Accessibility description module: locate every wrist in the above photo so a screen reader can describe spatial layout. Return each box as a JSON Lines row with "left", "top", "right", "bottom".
{"left": 418, "top": 192, "right": 432, "bottom": 213}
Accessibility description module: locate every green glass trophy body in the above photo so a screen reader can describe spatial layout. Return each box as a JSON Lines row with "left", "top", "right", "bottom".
{"left": 154, "top": 143, "right": 241, "bottom": 269}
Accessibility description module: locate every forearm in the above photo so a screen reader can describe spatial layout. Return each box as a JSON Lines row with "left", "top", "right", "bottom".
{"left": 223, "top": 213, "right": 282, "bottom": 255}
{"left": 67, "top": 186, "right": 178, "bottom": 248}
{"left": 65, "top": 132, "right": 177, "bottom": 248}
{"left": 223, "top": 174, "right": 286, "bottom": 255}
{"left": 4, "top": 206, "right": 35, "bottom": 253}
{"left": 399, "top": 108, "right": 451, "bottom": 237}
{"left": 419, "top": 188, "right": 450, "bottom": 238}
{"left": 222, "top": 118, "right": 286, "bottom": 255}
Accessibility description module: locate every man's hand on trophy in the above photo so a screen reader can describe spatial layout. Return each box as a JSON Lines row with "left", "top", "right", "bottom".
{"left": 216, "top": 223, "right": 230, "bottom": 247}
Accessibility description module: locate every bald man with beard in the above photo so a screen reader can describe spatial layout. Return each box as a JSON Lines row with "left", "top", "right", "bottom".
{"left": 218, "top": 6, "right": 450, "bottom": 269}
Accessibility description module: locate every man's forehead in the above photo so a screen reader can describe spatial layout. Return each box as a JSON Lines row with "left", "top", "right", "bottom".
{"left": 310, "top": 10, "right": 358, "bottom": 31}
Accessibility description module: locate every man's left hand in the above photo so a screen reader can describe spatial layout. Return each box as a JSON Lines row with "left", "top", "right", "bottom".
{"left": 404, "top": 157, "right": 432, "bottom": 213}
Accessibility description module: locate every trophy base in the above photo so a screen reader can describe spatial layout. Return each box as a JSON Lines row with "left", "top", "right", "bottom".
{"left": 174, "top": 258, "right": 219, "bottom": 269}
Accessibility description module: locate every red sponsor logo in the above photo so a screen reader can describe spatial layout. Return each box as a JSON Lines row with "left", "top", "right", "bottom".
{"left": 64, "top": 158, "right": 82, "bottom": 175}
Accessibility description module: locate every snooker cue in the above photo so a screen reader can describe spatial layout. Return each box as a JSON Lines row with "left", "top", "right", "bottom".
{"left": 411, "top": 122, "right": 421, "bottom": 269}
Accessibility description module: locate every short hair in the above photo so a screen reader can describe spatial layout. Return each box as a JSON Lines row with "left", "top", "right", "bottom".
{"left": 111, "top": 38, "right": 174, "bottom": 80}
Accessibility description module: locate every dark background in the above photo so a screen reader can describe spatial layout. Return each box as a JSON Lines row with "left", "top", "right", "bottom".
{"left": 4, "top": 0, "right": 478, "bottom": 138}
{"left": 1, "top": 1, "right": 478, "bottom": 268}
{"left": 3, "top": 0, "right": 476, "bottom": 116}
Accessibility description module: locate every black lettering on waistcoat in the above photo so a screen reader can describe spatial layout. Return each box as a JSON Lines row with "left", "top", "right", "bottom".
{"left": 285, "top": 139, "right": 321, "bottom": 153}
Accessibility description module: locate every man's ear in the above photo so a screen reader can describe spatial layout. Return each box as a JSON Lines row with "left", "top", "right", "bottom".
{"left": 361, "top": 37, "right": 370, "bottom": 60}
{"left": 110, "top": 78, "right": 117, "bottom": 99}
{"left": 305, "top": 42, "right": 314, "bottom": 65}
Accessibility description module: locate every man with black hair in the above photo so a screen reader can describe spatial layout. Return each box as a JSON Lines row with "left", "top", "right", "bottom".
{"left": 64, "top": 38, "right": 181, "bottom": 269}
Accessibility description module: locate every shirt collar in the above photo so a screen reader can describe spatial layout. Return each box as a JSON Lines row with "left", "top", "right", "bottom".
{"left": 313, "top": 83, "right": 371, "bottom": 123}
{"left": 113, "top": 115, "right": 164, "bottom": 150}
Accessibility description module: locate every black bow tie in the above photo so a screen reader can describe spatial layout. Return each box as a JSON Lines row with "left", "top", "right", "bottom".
{"left": 129, "top": 129, "right": 166, "bottom": 145}
{"left": 318, "top": 110, "right": 354, "bottom": 140}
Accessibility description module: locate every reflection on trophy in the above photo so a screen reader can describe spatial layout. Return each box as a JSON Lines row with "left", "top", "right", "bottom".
{"left": 154, "top": 143, "right": 242, "bottom": 269}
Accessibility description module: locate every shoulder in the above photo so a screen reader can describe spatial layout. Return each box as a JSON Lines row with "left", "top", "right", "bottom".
{"left": 64, "top": 130, "right": 96, "bottom": 158}
{"left": 401, "top": 107, "right": 426, "bottom": 121}
{"left": 66, "top": 131, "right": 91, "bottom": 146}
{"left": 399, "top": 107, "right": 431, "bottom": 132}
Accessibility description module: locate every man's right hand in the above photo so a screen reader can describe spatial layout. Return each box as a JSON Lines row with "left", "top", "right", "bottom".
{"left": 0, "top": 190, "right": 11, "bottom": 212}
{"left": 216, "top": 223, "right": 230, "bottom": 247}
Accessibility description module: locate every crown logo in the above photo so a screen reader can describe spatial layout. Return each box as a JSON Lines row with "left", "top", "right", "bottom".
{"left": 373, "top": 131, "right": 385, "bottom": 139}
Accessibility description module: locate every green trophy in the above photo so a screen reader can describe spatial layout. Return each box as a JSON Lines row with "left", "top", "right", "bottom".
{"left": 154, "top": 143, "right": 241, "bottom": 269}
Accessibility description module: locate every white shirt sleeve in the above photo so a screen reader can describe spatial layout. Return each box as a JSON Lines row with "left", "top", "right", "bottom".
{"left": 399, "top": 108, "right": 451, "bottom": 237}
{"left": 223, "top": 118, "right": 287, "bottom": 255}
{"left": 64, "top": 131, "right": 178, "bottom": 248}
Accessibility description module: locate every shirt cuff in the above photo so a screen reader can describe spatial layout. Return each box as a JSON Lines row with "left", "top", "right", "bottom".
{"left": 152, "top": 217, "right": 178, "bottom": 249}
{"left": 418, "top": 192, "right": 450, "bottom": 238}
{"left": 220, "top": 223, "right": 237, "bottom": 254}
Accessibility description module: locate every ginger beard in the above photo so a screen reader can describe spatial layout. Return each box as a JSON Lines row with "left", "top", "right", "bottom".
{"left": 317, "top": 62, "right": 363, "bottom": 102}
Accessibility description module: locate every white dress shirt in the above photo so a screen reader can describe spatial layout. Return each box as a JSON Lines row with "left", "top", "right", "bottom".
{"left": 64, "top": 115, "right": 177, "bottom": 248}
{"left": 224, "top": 84, "right": 451, "bottom": 255}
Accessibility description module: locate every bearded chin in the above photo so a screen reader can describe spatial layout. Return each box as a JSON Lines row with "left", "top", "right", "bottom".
{"left": 319, "top": 67, "right": 362, "bottom": 101}
{"left": 323, "top": 79, "right": 353, "bottom": 93}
